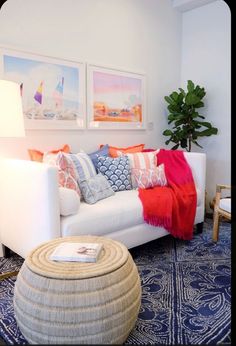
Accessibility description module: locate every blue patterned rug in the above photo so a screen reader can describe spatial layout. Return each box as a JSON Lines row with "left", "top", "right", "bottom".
{"left": 0, "top": 218, "right": 231, "bottom": 345}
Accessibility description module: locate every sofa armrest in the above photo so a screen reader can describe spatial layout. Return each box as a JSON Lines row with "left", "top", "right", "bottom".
{"left": 0, "top": 159, "right": 60, "bottom": 259}
{"left": 184, "top": 152, "right": 206, "bottom": 223}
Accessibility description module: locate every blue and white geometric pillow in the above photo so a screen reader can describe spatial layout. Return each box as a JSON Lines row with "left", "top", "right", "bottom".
{"left": 97, "top": 155, "right": 132, "bottom": 192}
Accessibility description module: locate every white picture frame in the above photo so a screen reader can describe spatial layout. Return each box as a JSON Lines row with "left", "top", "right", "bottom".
{"left": 0, "top": 47, "right": 86, "bottom": 130}
{"left": 87, "top": 64, "right": 146, "bottom": 130}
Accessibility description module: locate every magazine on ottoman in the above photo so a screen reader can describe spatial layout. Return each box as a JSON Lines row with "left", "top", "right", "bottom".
{"left": 49, "top": 242, "right": 104, "bottom": 262}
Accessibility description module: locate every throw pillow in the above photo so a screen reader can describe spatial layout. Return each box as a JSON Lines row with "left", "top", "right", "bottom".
{"left": 118, "top": 150, "right": 159, "bottom": 169}
{"left": 142, "top": 148, "right": 156, "bottom": 152}
{"left": 66, "top": 152, "right": 97, "bottom": 185}
{"left": 99, "top": 144, "right": 145, "bottom": 158}
{"left": 79, "top": 173, "right": 115, "bottom": 204}
{"left": 97, "top": 155, "right": 132, "bottom": 192}
{"left": 59, "top": 187, "right": 80, "bottom": 216}
{"left": 43, "top": 151, "right": 81, "bottom": 197}
{"left": 132, "top": 164, "right": 167, "bottom": 189}
{"left": 28, "top": 144, "right": 71, "bottom": 162}
{"left": 118, "top": 150, "right": 160, "bottom": 188}
{"left": 88, "top": 144, "right": 109, "bottom": 172}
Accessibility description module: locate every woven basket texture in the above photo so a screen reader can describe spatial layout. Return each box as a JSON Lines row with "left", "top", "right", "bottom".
{"left": 13, "top": 236, "right": 141, "bottom": 344}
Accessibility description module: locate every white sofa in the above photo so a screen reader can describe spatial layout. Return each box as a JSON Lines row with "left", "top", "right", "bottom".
{"left": 0, "top": 152, "right": 206, "bottom": 259}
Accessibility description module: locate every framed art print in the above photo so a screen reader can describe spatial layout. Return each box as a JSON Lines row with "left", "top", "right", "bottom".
{"left": 0, "top": 47, "right": 86, "bottom": 130}
{"left": 87, "top": 64, "right": 146, "bottom": 130}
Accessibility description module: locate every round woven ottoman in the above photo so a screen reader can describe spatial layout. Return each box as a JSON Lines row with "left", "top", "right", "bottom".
{"left": 13, "top": 235, "right": 141, "bottom": 344}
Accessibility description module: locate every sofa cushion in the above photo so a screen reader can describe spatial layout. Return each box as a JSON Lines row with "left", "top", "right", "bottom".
{"left": 79, "top": 173, "right": 115, "bottom": 204}
{"left": 97, "top": 155, "right": 132, "bottom": 192}
{"left": 219, "top": 198, "right": 231, "bottom": 213}
{"left": 59, "top": 187, "right": 80, "bottom": 216}
{"left": 61, "top": 189, "right": 143, "bottom": 237}
{"left": 61, "top": 186, "right": 202, "bottom": 238}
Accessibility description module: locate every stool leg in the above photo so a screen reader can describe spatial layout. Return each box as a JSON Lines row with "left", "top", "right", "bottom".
{"left": 212, "top": 211, "right": 220, "bottom": 242}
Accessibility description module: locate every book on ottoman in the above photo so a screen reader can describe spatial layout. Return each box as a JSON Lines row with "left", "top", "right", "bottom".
{"left": 49, "top": 242, "right": 103, "bottom": 262}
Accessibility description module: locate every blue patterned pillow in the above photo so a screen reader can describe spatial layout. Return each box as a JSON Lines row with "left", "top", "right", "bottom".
{"left": 88, "top": 144, "right": 109, "bottom": 172}
{"left": 79, "top": 173, "right": 115, "bottom": 204}
{"left": 97, "top": 155, "right": 132, "bottom": 192}
{"left": 66, "top": 152, "right": 97, "bottom": 185}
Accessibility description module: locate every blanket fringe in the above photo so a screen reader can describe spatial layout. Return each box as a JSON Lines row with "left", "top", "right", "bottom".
{"left": 143, "top": 214, "right": 172, "bottom": 229}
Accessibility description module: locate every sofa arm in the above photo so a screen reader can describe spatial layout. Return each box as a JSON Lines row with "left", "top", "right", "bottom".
{"left": 0, "top": 159, "right": 60, "bottom": 259}
{"left": 184, "top": 152, "right": 206, "bottom": 224}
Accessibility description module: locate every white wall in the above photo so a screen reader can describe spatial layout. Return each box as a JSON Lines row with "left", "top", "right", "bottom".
{"left": 181, "top": 0, "right": 231, "bottom": 211}
{"left": 0, "top": 0, "right": 182, "bottom": 159}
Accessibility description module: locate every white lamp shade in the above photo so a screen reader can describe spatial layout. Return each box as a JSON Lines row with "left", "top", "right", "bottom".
{"left": 0, "top": 79, "right": 25, "bottom": 137}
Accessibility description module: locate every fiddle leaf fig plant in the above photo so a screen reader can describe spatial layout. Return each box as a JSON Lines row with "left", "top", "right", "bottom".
{"left": 163, "top": 80, "right": 218, "bottom": 152}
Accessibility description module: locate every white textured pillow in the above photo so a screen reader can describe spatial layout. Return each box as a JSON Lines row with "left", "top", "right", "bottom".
{"left": 59, "top": 187, "right": 80, "bottom": 216}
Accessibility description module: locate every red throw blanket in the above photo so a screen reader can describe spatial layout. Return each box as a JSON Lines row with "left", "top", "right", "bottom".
{"left": 138, "top": 149, "right": 197, "bottom": 240}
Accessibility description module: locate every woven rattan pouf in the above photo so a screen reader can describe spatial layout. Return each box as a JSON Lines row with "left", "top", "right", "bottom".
{"left": 13, "top": 235, "right": 141, "bottom": 344}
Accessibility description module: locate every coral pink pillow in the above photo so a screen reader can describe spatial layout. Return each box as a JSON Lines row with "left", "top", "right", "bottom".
{"left": 118, "top": 150, "right": 159, "bottom": 169}
{"left": 132, "top": 164, "right": 167, "bottom": 189}
{"left": 28, "top": 144, "right": 71, "bottom": 162}
{"left": 43, "top": 151, "right": 81, "bottom": 197}
{"left": 100, "top": 144, "right": 145, "bottom": 158}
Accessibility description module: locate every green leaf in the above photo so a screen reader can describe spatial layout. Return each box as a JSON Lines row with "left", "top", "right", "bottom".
{"left": 178, "top": 87, "right": 186, "bottom": 96}
{"left": 195, "top": 101, "right": 204, "bottom": 108}
{"left": 191, "top": 112, "right": 199, "bottom": 118}
{"left": 163, "top": 129, "right": 172, "bottom": 136}
{"left": 170, "top": 91, "right": 179, "bottom": 101}
{"left": 168, "top": 104, "right": 181, "bottom": 113}
{"left": 211, "top": 127, "right": 218, "bottom": 134}
{"left": 175, "top": 119, "right": 185, "bottom": 127}
{"left": 195, "top": 128, "right": 218, "bottom": 136}
{"left": 187, "top": 80, "right": 195, "bottom": 92}
{"left": 197, "top": 121, "right": 213, "bottom": 128}
{"left": 164, "top": 96, "right": 175, "bottom": 105}
{"left": 171, "top": 143, "right": 180, "bottom": 150}
{"left": 192, "top": 140, "right": 203, "bottom": 148}
{"left": 167, "top": 114, "right": 177, "bottom": 122}
{"left": 185, "top": 93, "right": 200, "bottom": 106}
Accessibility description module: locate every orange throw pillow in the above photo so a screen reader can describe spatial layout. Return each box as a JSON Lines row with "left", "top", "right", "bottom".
{"left": 28, "top": 144, "right": 71, "bottom": 162}
{"left": 100, "top": 144, "right": 145, "bottom": 158}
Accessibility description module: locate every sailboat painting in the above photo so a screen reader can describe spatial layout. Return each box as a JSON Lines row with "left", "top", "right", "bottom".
{"left": 0, "top": 48, "right": 85, "bottom": 129}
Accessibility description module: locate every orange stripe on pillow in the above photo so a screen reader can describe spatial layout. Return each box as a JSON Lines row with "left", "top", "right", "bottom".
{"left": 143, "top": 153, "right": 151, "bottom": 169}
{"left": 133, "top": 153, "right": 141, "bottom": 169}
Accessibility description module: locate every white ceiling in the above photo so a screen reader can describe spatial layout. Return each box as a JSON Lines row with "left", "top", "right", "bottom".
{"left": 172, "top": 0, "right": 217, "bottom": 12}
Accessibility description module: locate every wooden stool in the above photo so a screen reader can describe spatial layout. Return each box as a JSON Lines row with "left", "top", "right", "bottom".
{"left": 212, "top": 185, "right": 231, "bottom": 242}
